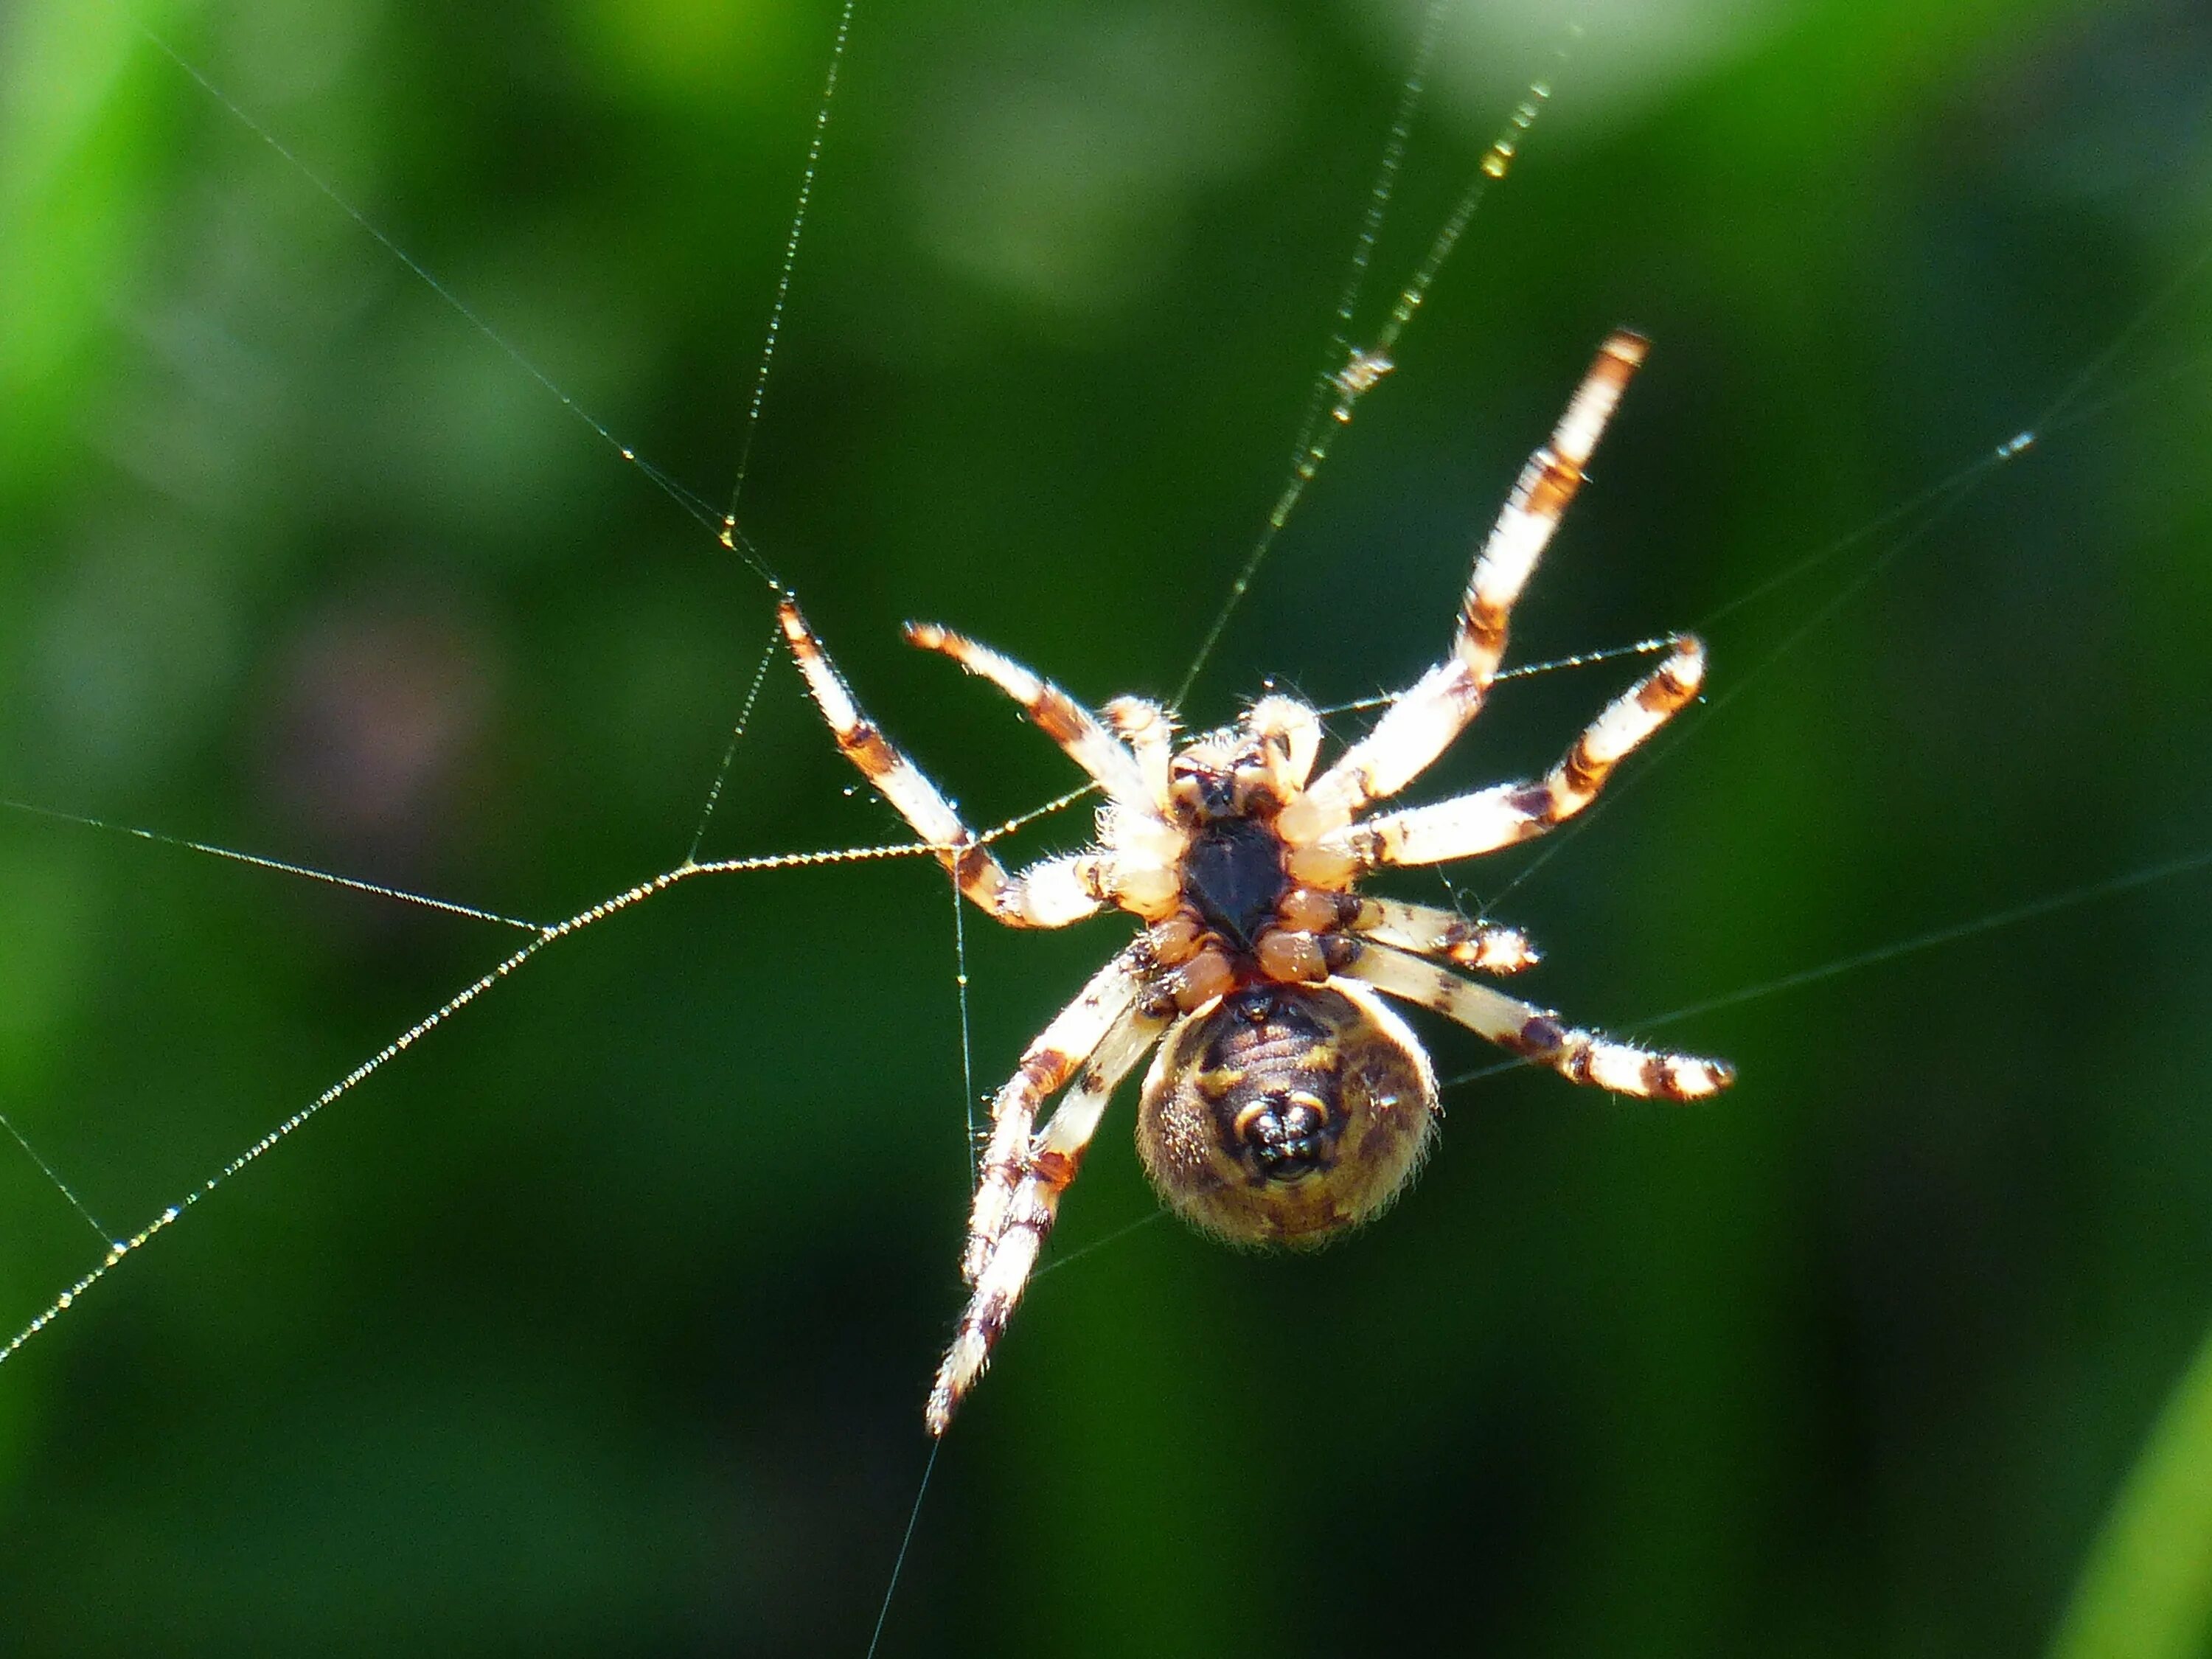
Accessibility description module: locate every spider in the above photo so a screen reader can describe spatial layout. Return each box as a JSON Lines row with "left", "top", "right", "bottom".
{"left": 779, "top": 330, "right": 1735, "bottom": 1437}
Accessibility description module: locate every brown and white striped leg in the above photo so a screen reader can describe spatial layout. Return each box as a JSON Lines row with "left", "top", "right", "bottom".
{"left": 961, "top": 944, "right": 1150, "bottom": 1290}
{"left": 1454, "top": 330, "right": 1648, "bottom": 685}
{"left": 780, "top": 598, "right": 1105, "bottom": 927}
{"left": 903, "top": 622, "right": 1152, "bottom": 809}
{"left": 928, "top": 999, "right": 1171, "bottom": 1437}
{"left": 1343, "top": 939, "right": 1734, "bottom": 1100}
{"left": 1353, "top": 896, "right": 1541, "bottom": 974}
{"left": 1281, "top": 332, "right": 1649, "bottom": 842}
{"left": 1309, "top": 634, "right": 1703, "bottom": 875}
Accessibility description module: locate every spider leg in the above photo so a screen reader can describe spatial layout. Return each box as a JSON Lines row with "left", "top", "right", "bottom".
{"left": 1105, "top": 696, "right": 1176, "bottom": 813}
{"left": 1282, "top": 331, "right": 1649, "bottom": 842}
{"left": 929, "top": 998, "right": 1172, "bottom": 1437}
{"left": 1344, "top": 939, "right": 1733, "bottom": 1100}
{"left": 780, "top": 598, "right": 1106, "bottom": 927}
{"left": 1455, "top": 330, "right": 1650, "bottom": 686}
{"left": 961, "top": 945, "right": 1151, "bottom": 1289}
{"left": 1352, "top": 896, "right": 1540, "bottom": 974}
{"left": 1304, "top": 635, "right": 1704, "bottom": 877}
{"left": 904, "top": 622, "right": 1153, "bottom": 810}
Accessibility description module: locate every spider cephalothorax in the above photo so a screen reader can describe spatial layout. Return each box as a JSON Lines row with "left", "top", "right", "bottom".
{"left": 782, "top": 330, "right": 1735, "bottom": 1437}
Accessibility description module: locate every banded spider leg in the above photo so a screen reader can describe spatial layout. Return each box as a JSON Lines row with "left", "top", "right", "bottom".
{"left": 1295, "top": 635, "right": 1707, "bottom": 882}
{"left": 925, "top": 970, "right": 1173, "bottom": 1436}
{"left": 1281, "top": 329, "right": 1655, "bottom": 844}
{"left": 778, "top": 599, "right": 1183, "bottom": 1433}
{"left": 1345, "top": 940, "right": 1734, "bottom": 1101}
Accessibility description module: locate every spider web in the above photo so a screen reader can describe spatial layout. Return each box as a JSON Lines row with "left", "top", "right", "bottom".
{"left": 3, "top": 1, "right": 2211, "bottom": 1654}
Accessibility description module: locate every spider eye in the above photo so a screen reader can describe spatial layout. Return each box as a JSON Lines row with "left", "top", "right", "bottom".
{"left": 1137, "top": 984, "right": 1438, "bottom": 1248}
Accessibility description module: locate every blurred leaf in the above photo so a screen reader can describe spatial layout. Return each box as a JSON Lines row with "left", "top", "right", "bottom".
{"left": 2051, "top": 1322, "right": 2212, "bottom": 1659}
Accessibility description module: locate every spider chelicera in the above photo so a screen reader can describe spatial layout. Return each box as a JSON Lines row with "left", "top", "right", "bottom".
{"left": 780, "top": 330, "right": 1735, "bottom": 1436}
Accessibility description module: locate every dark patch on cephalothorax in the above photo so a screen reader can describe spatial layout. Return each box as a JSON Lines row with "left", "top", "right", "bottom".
{"left": 1182, "top": 818, "right": 1289, "bottom": 950}
{"left": 1172, "top": 754, "right": 1239, "bottom": 821}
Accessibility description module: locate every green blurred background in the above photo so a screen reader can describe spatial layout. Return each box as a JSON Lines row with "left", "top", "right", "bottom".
{"left": 4, "top": 0, "right": 2211, "bottom": 1652}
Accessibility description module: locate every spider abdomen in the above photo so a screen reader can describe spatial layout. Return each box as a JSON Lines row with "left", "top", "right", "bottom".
{"left": 1135, "top": 982, "right": 1438, "bottom": 1248}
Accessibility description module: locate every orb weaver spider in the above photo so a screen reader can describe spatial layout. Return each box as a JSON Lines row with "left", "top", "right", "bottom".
{"left": 781, "top": 330, "right": 1733, "bottom": 1436}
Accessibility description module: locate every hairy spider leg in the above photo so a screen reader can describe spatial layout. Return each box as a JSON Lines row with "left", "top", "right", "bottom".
{"left": 779, "top": 598, "right": 1108, "bottom": 926}
{"left": 929, "top": 999, "right": 1173, "bottom": 1437}
{"left": 961, "top": 945, "right": 1150, "bottom": 1287}
{"left": 1282, "top": 330, "right": 1650, "bottom": 842}
{"left": 1352, "top": 895, "right": 1540, "bottom": 973}
{"left": 1312, "top": 633, "right": 1705, "bottom": 875}
{"left": 1104, "top": 696, "right": 1178, "bottom": 814}
{"left": 1344, "top": 939, "right": 1734, "bottom": 1101}
{"left": 902, "top": 622, "right": 1153, "bottom": 809}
